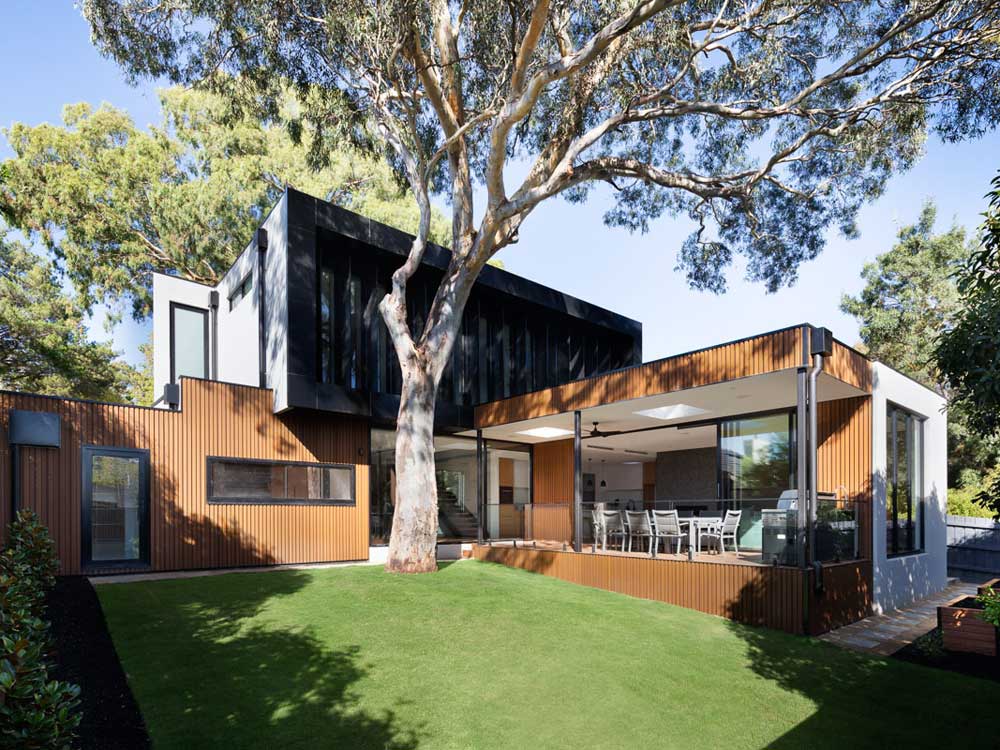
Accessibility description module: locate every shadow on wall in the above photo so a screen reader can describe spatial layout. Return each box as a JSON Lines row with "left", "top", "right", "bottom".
{"left": 102, "top": 569, "right": 420, "bottom": 749}
{"left": 871, "top": 468, "right": 944, "bottom": 614}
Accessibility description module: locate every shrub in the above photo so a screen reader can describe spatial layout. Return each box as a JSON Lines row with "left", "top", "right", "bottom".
{"left": 977, "top": 587, "right": 1000, "bottom": 629}
{"left": 0, "top": 510, "right": 80, "bottom": 749}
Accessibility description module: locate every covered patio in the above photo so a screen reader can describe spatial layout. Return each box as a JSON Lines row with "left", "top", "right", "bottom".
{"left": 462, "top": 325, "right": 875, "bottom": 633}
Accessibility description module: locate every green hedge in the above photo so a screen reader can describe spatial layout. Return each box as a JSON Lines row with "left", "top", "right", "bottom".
{"left": 0, "top": 510, "right": 80, "bottom": 749}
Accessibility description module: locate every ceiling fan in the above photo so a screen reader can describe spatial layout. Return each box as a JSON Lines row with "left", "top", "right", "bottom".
{"left": 586, "top": 421, "right": 624, "bottom": 439}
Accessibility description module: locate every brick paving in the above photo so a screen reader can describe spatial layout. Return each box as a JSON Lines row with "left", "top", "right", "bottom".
{"left": 819, "top": 579, "right": 978, "bottom": 655}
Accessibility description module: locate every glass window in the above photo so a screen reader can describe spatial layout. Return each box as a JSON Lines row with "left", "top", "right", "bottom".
{"left": 720, "top": 411, "right": 796, "bottom": 552}
{"left": 208, "top": 458, "right": 355, "bottom": 505}
{"left": 720, "top": 412, "right": 795, "bottom": 499}
{"left": 370, "top": 430, "right": 487, "bottom": 545}
{"left": 228, "top": 273, "right": 253, "bottom": 310}
{"left": 887, "top": 405, "right": 924, "bottom": 555}
{"left": 170, "top": 303, "right": 208, "bottom": 382}
{"left": 83, "top": 447, "right": 148, "bottom": 566}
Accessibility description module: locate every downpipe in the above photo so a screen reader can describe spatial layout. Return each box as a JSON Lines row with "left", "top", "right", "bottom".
{"left": 809, "top": 352, "right": 824, "bottom": 589}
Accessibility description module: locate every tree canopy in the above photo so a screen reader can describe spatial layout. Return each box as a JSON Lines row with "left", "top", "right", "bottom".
{"left": 1, "top": 86, "right": 450, "bottom": 321}
{"left": 0, "top": 236, "right": 138, "bottom": 401}
{"left": 841, "top": 203, "right": 997, "bottom": 488}
{"left": 841, "top": 203, "right": 967, "bottom": 390}
{"left": 936, "top": 173, "right": 1000, "bottom": 512}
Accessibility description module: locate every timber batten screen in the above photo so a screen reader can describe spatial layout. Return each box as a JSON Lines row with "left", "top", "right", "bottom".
{"left": 0, "top": 379, "right": 369, "bottom": 574}
{"left": 475, "top": 326, "right": 871, "bottom": 428}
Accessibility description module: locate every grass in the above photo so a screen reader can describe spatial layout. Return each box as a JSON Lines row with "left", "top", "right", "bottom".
{"left": 97, "top": 561, "right": 999, "bottom": 750}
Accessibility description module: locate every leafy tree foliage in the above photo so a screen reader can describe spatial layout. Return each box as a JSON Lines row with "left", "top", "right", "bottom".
{"left": 1, "top": 87, "right": 450, "bottom": 321}
{"left": 0, "top": 237, "right": 138, "bottom": 402}
{"left": 936, "top": 173, "right": 1000, "bottom": 514}
{"left": 840, "top": 202, "right": 998, "bottom": 487}
{"left": 80, "top": 0, "right": 1000, "bottom": 570}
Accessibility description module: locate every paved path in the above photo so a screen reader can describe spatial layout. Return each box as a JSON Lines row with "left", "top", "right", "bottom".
{"left": 819, "top": 579, "right": 978, "bottom": 655}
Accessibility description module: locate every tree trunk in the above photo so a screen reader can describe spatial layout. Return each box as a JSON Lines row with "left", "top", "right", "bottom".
{"left": 385, "top": 362, "right": 439, "bottom": 573}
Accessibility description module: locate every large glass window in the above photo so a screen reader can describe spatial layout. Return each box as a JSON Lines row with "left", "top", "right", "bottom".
{"left": 719, "top": 411, "right": 796, "bottom": 550}
{"left": 887, "top": 405, "right": 924, "bottom": 555}
{"left": 83, "top": 447, "right": 149, "bottom": 566}
{"left": 170, "top": 302, "right": 208, "bottom": 382}
{"left": 207, "top": 458, "right": 355, "bottom": 505}
{"left": 371, "top": 430, "right": 491, "bottom": 544}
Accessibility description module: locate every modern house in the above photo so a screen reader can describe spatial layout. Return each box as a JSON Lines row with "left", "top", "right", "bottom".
{"left": 0, "top": 188, "right": 946, "bottom": 634}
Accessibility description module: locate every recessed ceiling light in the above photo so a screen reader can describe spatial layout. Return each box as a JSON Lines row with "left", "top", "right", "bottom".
{"left": 633, "top": 404, "right": 710, "bottom": 421}
{"left": 623, "top": 461, "right": 642, "bottom": 465}
{"left": 515, "top": 426, "right": 574, "bottom": 439}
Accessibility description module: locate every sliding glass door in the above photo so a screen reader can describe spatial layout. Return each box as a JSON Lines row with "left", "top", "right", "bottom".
{"left": 82, "top": 447, "right": 150, "bottom": 567}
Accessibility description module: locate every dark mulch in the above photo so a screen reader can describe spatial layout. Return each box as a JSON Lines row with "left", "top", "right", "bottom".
{"left": 46, "top": 577, "right": 151, "bottom": 750}
{"left": 893, "top": 626, "right": 1000, "bottom": 683}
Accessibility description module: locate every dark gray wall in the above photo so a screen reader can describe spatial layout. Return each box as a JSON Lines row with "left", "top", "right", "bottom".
{"left": 655, "top": 448, "right": 717, "bottom": 500}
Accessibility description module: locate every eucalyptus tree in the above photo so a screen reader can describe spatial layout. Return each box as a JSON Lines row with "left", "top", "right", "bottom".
{"left": 83, "top": 0, "right": 1000, "bottom": 571}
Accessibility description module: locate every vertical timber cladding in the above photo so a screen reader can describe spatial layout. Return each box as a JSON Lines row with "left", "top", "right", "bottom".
{"left": 476, "top": 327, "right": 806, "bottom": 427}
{"left": 475, "top": 326, "right": 872, "bottom": 429}
{"left": 0, "top": 378, "right": 369, "bottom": 574}
{"left": 530, "top": 439, "right": 574, "bottom": 543}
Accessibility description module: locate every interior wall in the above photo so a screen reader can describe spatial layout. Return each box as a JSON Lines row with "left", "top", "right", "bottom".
{"left": 655, "top": 448, "right": 717, "bottom": 500}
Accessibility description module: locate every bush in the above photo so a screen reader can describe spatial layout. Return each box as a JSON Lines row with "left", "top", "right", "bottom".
{"left": 948, "top": 485, "right": 996, "bottom": 518}
{"left": 977, "top": 587, "right": 1000, "bottom": 629}
{"left": 0, "top": 510, "right": 80, "bottom": 749}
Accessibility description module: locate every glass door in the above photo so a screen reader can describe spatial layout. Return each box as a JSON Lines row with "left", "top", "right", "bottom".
{"left": 82, "top": 447, "right": 150, "bottom": 567}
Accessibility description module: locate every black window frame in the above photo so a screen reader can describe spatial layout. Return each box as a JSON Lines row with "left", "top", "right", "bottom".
{"left": 206, "top": 456, "right": 357, "bottom": 506}
{"left": 886, "top": 402, "right": 926, "bottom": 558}
{"left": 81, "top": 446, "right": 151, "bottom": 569}
{"left": 169, "top": 301, "right": 209, "bottom": 384}
{"left": 228, "top": 272, "right": 253, "bottom": 310}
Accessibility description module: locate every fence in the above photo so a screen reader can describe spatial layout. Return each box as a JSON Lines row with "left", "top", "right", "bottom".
{"left": 947, "top": 514, "right": 1000, "bottom": 575}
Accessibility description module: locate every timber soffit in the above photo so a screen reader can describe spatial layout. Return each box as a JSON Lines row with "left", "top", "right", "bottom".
{"left": 474, "top": 324, "right": 873, "bottom": 428}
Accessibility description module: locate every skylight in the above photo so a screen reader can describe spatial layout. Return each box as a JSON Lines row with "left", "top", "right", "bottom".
{"left": 515, "top": 426, "right": 575, "bottom": 439}
{"left": 633, "top": 404, "right": 710, "bottom": 421}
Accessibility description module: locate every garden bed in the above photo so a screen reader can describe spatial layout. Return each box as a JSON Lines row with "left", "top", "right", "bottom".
{"left": 46, "top": 577, "right": 150, "bottom": 750}
{"left": 977, "top": 577, "right": 1000, "bottom": 597}
{"left": 938, "top": 595, "right": 999, "bottom": 657}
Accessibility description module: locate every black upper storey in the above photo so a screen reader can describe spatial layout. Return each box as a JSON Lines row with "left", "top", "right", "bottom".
{"left": 280, "top": 188, "right": 642, "bottom": 430}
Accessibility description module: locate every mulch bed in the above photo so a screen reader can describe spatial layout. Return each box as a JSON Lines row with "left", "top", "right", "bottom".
{"left": 893, "top": 626, "right": 1000, "bottom": 683}
{"left": 46, "top": 576, "right": 151, "bottom": 750}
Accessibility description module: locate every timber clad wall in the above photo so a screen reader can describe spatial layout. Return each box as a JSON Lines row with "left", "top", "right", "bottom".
{"left": 474, "top": 545, "right": 807, "bottom": 634}
{"left": 529, "top": 439, "right": 574, "bottom": 542}
{"left": 817, "top": 396, "right": 873, "bottom": 559}
{"left": 0, "top": 378, "right": 369, "bottom": 574}
{"left": 475, "top": 326, "right": 870, "bottom": 428}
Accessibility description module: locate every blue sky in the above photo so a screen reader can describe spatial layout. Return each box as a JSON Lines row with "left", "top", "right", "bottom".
{"left": 3, "top": 2, "right": 999, "bottom": 367}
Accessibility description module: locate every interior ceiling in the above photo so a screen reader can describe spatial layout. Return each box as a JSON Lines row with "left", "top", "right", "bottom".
{"left": 463, "top": 370, "right": 865, "bottom": 464}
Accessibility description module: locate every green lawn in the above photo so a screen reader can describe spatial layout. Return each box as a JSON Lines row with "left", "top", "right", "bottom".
{"left": 98, "top": 561, "right": 998, "bottom": 750}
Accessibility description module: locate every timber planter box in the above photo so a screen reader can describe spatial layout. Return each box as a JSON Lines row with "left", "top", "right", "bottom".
{"left": 977, "top": 577, "right": 1000, "bottom": 597}
{"left": 938, "top": 596, "right": 999, "bottom": 657}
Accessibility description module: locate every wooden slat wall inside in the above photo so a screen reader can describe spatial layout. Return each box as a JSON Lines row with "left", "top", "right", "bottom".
{"left": 817, "top": 396, "right": 873, "bottom": 560}
{"left": 0, "top": 378, "right": 370, "bottom": 574}
{"left": 474, "top": 545, "right": 807, "bottom": 635}
{"left": 529, "top": 440, "right": 574, "bottom": 542}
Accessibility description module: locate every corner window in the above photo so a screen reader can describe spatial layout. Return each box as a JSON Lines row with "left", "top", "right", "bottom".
{"left": 207, "top": 457, "right": 355, "bottom": 505}
{"left": 886, "top": 405, "right": 924, "bottom": 556}
{"left": 228, "top": 273, "right": 253, "bottom": 310}
{"left": 170, "top": 302, "right": 208, "bottom": 383}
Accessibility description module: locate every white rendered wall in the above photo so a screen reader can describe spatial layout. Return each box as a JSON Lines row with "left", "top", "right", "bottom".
{"left": 215, "top": 241, "right": 260, "bottom": 388}
{"left": 151, "top": 273, "right": 216, "bottom": 404}
{"left": 871, "top": 362, "right": 948, "bottom": 613}
{"left": 151, "top": 192, "right": 288, "bottom": 410}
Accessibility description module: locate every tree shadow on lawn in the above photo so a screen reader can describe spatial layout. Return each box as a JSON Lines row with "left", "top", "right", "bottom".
{"left": 727, "top": 618, "right": 1000, "bottom": 748}
{"left": 106, "top": 569, "right": 421, "bottom": 750}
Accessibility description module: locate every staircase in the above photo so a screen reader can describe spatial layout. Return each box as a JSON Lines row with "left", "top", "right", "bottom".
{"left": 437, "top": 485, "right": 479, "bottom": 540}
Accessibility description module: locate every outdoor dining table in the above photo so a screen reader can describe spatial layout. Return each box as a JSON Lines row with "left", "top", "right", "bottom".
{"left": 677, "top": 516, "right": 722, "bottom": 554}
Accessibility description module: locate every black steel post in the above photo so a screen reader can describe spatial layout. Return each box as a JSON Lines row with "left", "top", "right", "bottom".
{"left": 573, "top": 410, "right": 583, "bottom": 552}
